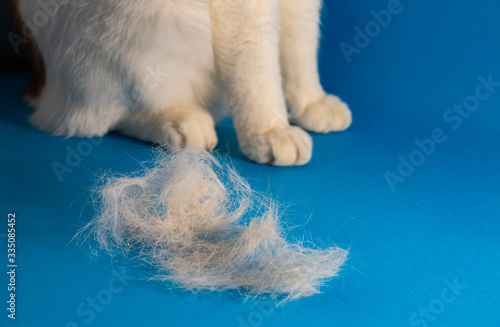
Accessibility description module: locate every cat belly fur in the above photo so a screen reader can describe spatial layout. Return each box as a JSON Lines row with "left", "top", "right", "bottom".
{"left": 18, "top": 0, "right": 215, "bottom": 137}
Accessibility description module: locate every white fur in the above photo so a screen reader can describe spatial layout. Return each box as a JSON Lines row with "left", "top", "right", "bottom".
{"left": 77, "top": 147, "right": 348, "bottom": 302}
{"left": 19, "top": 0, "right": 351, "bottom": 165}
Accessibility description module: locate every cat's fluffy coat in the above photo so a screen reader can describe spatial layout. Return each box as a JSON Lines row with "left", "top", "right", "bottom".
{"left": 16, "top": 0, "right": 351, "bottom": 166}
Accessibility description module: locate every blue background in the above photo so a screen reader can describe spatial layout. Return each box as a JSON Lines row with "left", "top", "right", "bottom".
{"left": 1, "top": 0, "right": 499, "bottom": 326}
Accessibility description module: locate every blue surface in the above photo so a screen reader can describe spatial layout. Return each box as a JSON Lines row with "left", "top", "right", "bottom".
{"left": 1, "top": 1, "right": 500, "bottom": 326}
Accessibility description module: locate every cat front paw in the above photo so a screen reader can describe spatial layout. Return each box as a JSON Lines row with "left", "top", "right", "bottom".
{"left": 159, "top": 110, "right": 218, "bottom": 151}
{"left": 292, "top": 95, "right": 352, "bottom": 133}
{"left": 240, "top": 126, "right": 312, "bottom": 166}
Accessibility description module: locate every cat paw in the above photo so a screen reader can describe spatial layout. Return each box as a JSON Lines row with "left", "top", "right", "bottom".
{"left": 117, "top": 108, "right": 218, "bottom": 150}
{"left": 292, "top": 95, "right": 352, "bottom": 133}
{"left": 240, "top": 126, "right": 312, "bottom": 166}
{"left": 159, "top": 110, "right": 218, "bottom": 151}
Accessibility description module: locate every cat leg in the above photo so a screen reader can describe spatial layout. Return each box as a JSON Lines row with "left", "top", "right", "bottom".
{"left": 279, "top": 0, "right": 352, "bottom": 133}
{"left": 116, "top": 107, "right": 218, "bottom": 151}
{"left": 210, "top": 0, "right": 312, "bottom": 166}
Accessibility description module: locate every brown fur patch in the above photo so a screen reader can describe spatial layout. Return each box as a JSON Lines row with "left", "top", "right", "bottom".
{"left": 12, "top": 0, "right": 46, "bottom": 104}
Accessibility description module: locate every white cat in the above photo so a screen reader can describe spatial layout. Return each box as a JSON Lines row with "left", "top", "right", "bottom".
{"left": 15, "top": 0, "right": 351, "bottom": 166}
